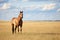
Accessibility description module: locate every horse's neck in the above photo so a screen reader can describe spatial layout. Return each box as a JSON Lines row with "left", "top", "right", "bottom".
{"left": 17, "top": 13, "right": 23, "bottom": 21}
{"left": 17, "top": 17, "right": 20, "bottom": 21}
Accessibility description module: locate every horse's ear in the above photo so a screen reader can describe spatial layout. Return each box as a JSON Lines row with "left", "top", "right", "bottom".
{"left": 20, "top": 11, "right": 23, "bottom": 13}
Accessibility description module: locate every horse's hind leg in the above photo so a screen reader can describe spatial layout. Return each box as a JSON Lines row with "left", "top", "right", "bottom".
{"left": 12, "top": 24, "right": 14, "bottom": 34}
{"left": 20, "top": 27, "right": 22, "bottom": 32}
{"left": 18, "top": 26, "right": 19, "bottom": 32}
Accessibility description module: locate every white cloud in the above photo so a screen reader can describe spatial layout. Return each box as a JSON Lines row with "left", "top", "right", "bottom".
{"left": 15, "top": 0, "right": 18, "bottom": 1}
{"left": 57, "top": 9, "right": 60, "bottom": 12}
{"left": 0, "top": 0, "right": 4, "bottom": 2}
{"left": 20, "top": 5, "right": 41, "bottom": 10}
{"left": 41, "top": 3, "right": 56, "bottom": 11}
{"left": 0, "top": 0, "right": 6, "bottom": 2}
{"left": 22, "top": 0, "right": 28, "bottom": 2}
{"left": 20, "top": 3, "right": 56, "bottom": 11}
{"left": 0, "top": 3, "right": 11, "bottom": 9}
{"left": 28, "top": 5, "right": 41, "bottom": 10}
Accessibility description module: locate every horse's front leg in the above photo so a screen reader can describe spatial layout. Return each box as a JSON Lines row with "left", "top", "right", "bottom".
{"left": 20, "top": 21, "right": 23, "bottom": 33}
{"left": 15, "top": 25, "right": 17, "bottom": 33}
{"left": 20, "top": 25, "right": 22, "bottom": 33}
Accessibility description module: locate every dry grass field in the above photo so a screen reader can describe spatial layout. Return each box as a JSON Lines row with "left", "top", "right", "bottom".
{"left": 0, "top": 21, "right": 60, "bottom": 40}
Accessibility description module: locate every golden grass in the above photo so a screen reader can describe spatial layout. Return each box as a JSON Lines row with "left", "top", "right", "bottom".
{"left": 0, "top": 21, "right": 60, "bottom": 40}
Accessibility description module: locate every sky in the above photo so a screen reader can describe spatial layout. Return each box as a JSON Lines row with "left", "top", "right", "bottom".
{"left": 0, "top": 0, "right": 60, "bottom": 21}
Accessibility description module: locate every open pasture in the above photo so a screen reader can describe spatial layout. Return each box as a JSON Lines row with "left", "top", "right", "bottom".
{"left": 0, "top": 21, "right": 60, "bottom": 40}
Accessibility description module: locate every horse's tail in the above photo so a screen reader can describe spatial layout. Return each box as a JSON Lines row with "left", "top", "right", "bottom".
{"left": 12, "top": 24, "right": 14, "bottom": 34}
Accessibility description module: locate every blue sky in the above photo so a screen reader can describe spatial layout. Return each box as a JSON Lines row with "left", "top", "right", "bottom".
{"left": 0, "top": 0, "right": 60, "bottom": 21}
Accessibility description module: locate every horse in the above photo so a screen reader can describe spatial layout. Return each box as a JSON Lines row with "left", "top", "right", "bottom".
{"left": 11, "top": 11, "right": 23, "bottom": 34}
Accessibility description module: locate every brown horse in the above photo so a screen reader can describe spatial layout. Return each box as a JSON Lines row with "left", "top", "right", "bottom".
{"left": 11, "top": 11, "right": 23, "bottom": 34}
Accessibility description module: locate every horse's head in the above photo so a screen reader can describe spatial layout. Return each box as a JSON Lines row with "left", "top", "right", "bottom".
{"left": 18, "top": 11, "right": 23, "bottom": 19}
